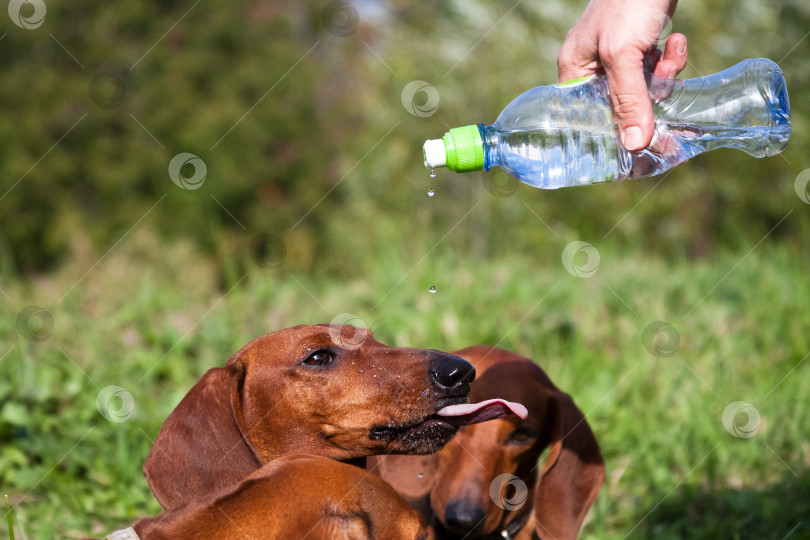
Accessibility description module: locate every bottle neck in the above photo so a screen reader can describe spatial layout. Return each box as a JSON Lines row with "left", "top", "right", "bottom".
{"left": 480, "top": 123, "right": 499, "bottom": 171}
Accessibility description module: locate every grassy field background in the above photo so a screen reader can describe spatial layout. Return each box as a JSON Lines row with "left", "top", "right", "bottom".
{"left": 2, "top": 231, "right": 809, "bottom": 538}
{"left": 1, "top": 0, "right": 810, "bottom": 538}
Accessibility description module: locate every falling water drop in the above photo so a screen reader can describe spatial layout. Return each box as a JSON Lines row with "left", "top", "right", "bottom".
{"left": 429, "top": 168, "right": 436, "bottom": 178}
{"left": 429, "top": 286, "right": 437, "bottom": 294}
{"left": 427, "top": 188, "right": 435, "bottom": 198}
{"left": 417, "top": 473, "right": 423, "bottom": 479}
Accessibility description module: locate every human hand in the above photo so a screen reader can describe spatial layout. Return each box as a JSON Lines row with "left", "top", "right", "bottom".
{"left": 558, "top": 0, "right": 688, "bottom": 151}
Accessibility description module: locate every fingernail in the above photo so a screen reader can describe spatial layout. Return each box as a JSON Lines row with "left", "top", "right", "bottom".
{"left": 622, "top": 125, "right": 644, "bottom": 150}
{"left": 667, "top": 65, "right": 677, "bottom": 79}
{"left": 679, "top": 40, "right": 687, "bottom": 55}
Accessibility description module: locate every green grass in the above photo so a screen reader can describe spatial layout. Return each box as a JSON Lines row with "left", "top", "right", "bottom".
{"left": 4, "top": 495, "right": 13, "bottom": 540}
{"left": 1, "top": 230, "right": 808, "bottom": 538}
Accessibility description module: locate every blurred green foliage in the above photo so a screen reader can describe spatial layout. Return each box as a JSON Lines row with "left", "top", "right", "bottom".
{"left": 0, "top": 0, "right": 808, "bottom": 279}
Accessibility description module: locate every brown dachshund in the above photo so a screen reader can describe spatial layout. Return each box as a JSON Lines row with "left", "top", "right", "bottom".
{"left": 374, "top": 346, "right": 605, "bottom": 540}
{"left": 122, "top": 454, "right": 428, "bottom": 540}
{"left": 143, "top": 325, "right": 525, "bottom": 511}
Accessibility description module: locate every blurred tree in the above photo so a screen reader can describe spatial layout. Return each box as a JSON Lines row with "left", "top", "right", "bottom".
{"left": 0, "top": 0, "right": 806, "bottom": 279}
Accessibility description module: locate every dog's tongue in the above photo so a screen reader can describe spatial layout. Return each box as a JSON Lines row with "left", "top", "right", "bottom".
{"left": 436, "top": 399, "right": 528, "bottom": 426}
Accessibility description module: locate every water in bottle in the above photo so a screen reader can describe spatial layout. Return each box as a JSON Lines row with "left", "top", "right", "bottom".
{"left": 422, "top": 58, "right": 790, "bottom": 189}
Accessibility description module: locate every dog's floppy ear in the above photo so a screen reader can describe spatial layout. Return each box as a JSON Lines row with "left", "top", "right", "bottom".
{"left": 143, "top": 360, "right": 262, "bottom": 510}
{"left": 532, "top": 390, "right": 605, "bottom": 540}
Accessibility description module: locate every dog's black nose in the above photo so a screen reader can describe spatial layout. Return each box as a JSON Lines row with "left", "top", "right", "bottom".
{"left": 429, "top": 353, "right": 475, "bottom": 392}
{"left": 444, "top": 500, "right": 487, "bottom": 534}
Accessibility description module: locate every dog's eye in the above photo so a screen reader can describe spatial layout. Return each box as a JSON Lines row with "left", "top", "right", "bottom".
{"left": 302, "top": 350, "right": 335, "bottom": 367}
{"left": 508, "top": 428, "right": 536, "bottom": 444}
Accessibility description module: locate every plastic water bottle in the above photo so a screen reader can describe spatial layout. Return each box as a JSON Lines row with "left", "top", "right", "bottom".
{"left": 423, "top": 58, "right": 790, "bottom": 189}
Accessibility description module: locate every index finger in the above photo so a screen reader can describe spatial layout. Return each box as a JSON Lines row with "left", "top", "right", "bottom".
{"left": 602, "top": 48, "right": 655, "bottom": 151}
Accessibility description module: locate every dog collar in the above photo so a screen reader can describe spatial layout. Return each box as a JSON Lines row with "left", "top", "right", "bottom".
{"left": 106, "top": 527, "right": 140, "bottom": 540}
{"left": 500, "top": 510, "right": 530, "bottom": 540}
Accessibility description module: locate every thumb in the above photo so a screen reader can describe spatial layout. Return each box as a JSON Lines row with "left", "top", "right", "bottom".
{"left": 602, "top": 51, "right": 655, "bottom": 151}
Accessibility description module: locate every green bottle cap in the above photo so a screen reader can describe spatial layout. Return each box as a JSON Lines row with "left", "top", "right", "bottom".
{"left": 443, "top": 124, "right": 484, "bottom": 172}
{"left": 423, "top": 124, "right": 484, "bottom": 173}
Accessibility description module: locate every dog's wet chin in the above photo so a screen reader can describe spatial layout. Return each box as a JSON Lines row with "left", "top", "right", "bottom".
{"left": 369, "top": 418, "right": 459, "bottom": 454}
{"left": 399, "top": 418, "right": 460, "bottom": 453}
